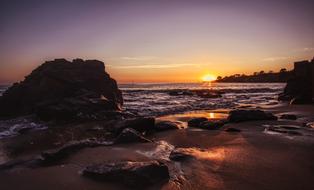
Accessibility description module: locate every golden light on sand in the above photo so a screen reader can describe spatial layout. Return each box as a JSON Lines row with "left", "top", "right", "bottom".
{"left": 201, "top": 74, "right": 217, "bottom": 82}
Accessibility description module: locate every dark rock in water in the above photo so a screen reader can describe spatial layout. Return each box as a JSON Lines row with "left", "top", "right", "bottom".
{"left": 188, "top": 117, "right": 208, "bottom": 128}
{"left": 198, "top": 120, "right": 225, "bottom": 130}
{"left": 41, "top": 139, "right": 113, "bottom": 164}
{"left": 225, "top": 127, "right": 241, "bottom": 132}
{"left": 290, "top": 96, "right": 312, "bottom": 105}
{"left": 0, "top": 59, "right": 123, "bottom": 121}
{"left": 279, "top": 58, "right": 314, "bottom": 104}
{"left": 113, "top": 117, "right": 155, "bottom": 134}
{"left": 115, "top": 128, "right": 151, "bottom": 144}
{"left": 82, "top": 161, "right": 170, "bottom": 188}
{"left": 169, "top": 148, "right": 193, "bottom": 161}
{"left": 228, "top": 109, "right": 277, "bottom": 123}
{"left": 280, "top": 114, "right": 297, "bottom": 120}
{"left": 155, "top": 121, "right": 181, "bottom": 131}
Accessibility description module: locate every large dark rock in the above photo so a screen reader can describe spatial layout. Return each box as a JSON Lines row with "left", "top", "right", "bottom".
{"left": 279, "top": 58, "right": 314, "bottom": 104}
{"left": 228, "top": 109, "right": 277, "bottom": 123}
{"left": 82, "top": 161, "right": 170, "bottom": 188}
{"left": 114, "top": 128, "right": 152, "bottom": 144}
{"left": 0, "top": 59, "right": 123, "bottom": 121}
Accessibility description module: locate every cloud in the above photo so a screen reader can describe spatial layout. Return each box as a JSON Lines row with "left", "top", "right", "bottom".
{"left": 120, "top": 56, "right": 157, "bottom": 61}
{"left": 262, "top": 57, "right": 288, "bottom": 62}
{"left": 109, "top": 63, "right": 200, "bottom": 69}
{"left": 302, "top": 47, "right": 314, "bottom": 52}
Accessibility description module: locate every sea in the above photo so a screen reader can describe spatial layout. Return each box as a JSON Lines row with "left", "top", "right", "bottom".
{"left": 0, "top": 83, "right": 285, "bottom": 139}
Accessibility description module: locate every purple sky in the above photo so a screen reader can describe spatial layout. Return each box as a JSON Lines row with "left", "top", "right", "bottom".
{"left": 1, "top": 0, "right": 313, "bottom": 83}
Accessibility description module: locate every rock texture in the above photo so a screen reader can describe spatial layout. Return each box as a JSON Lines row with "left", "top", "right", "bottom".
{"left": 228, "top": 109, "right": 277, "bottom": 123}
{"left": 0, "top": 59, "right": 123, "bottom": 121}
{"left": 279, "top": 58, "right": 314, "bottom": 104}
{"left": 82, "top": 161, "right": 170, "bottom": 188}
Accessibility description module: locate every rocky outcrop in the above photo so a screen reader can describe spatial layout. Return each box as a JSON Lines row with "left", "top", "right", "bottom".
{"left": 279, "top": 58, "right": 314, "bottom": 104}
{"left": 228, "top": 109, "right": 277, "bottom": 123}
{"left": 82, "top": 161, "right": 170, "bottom": 188}
{"left": 0, "top": 59, "right": 123, "bottom": 121}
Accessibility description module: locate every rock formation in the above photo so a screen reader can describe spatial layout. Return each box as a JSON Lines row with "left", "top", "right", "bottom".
{"left": 279, "top": 58, "right": 314, "bottom": 104}
{"left": 0, "top": 59, "right": 123, "bottom": 121}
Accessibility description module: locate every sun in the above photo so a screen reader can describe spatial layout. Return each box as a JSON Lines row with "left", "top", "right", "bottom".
{"left": 201, "top": 74, "right": 217, "bottom": 82}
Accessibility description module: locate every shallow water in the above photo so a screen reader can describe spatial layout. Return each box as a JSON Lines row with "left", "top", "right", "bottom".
{"left": 0, "top": 83, "right": 284, "bottom": 139}
{"left": 120, "top": 82, "right": 285, "bottom": 116}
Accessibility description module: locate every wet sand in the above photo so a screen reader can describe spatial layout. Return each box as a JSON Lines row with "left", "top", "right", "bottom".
{"left": 0, "top": 104, "right": 314, "bottom": 190}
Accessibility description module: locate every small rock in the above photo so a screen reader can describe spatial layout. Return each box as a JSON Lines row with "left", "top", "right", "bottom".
{"left": 228, "top": 109, "right": 277, "bottom": 123}
{"left": 115, "top": 128, "right": 151, "bottom": 144}
{"left": 225, "top": 127, "right": 241, "bottom": 132}
{"left": 155, "top": 121, "right": 181, "bottom": 131}
{"left": 188, "top": 117, "right": 208, "bottom": 128}
{"left": 280, "top": 114, "right": 297, "bottom": 120}
{"left": 82, "top": 161, "right": 170, "bottom": 188}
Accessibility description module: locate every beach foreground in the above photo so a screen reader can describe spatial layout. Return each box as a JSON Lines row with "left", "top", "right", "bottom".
{"left": 0, "top": 103, "right": 313, "bottom": 190}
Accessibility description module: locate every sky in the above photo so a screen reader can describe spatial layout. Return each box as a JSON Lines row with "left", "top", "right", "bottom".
{"left": 0, "top": 0, "right": 313, "bottom": 83}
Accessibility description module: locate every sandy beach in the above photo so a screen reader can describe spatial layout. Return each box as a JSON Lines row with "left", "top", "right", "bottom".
{"left": 0, "top": 103, "right": 313, "bottom": 190}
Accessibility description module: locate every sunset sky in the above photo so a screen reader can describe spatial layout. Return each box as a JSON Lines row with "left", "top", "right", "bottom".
{"left": 1, "top": 0, "right": 313, "bottom": 83}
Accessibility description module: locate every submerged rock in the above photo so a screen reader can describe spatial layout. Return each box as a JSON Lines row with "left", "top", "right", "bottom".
{"left": 115, "top": 128, "right": 152, "bottom": 144}
{"left": 155, "top": 121, "right": 181, "bottom": 131}
{"left": 0, "top": 59, "right": 123, "bottom": 121}
{"left": 82, "top": 161, "right": 170, "bottom": 188}
{"left": 228, "top": 109, "right": 277, "bottom": 123}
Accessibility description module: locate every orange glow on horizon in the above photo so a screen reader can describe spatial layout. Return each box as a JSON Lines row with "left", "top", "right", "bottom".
{"left": 201, "top": 74, "right": 217, "bottom": 82}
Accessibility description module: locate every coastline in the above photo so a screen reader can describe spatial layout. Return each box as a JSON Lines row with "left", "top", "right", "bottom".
{"left": 0, "top": 103, "right": 313, "bottom": 190}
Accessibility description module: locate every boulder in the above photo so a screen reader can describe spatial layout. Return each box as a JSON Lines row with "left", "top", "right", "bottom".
{"left": 114, "top": 128, "right": 151, "bottom": 144}
{"left": 82, "top": 161, "right": 170, "bottom": 188}
{"left": 228, "top": 109, "right": 277, "bottom": 123}
{"left": 155, "top": 121, "right": 181, "bottom": 131}
{"left": 187, "top": 117, "right": 208, "bottom": 128}
{"left": 113, "top": 117, "right": 155, "bottom": 134}
{"left": 0, "top": 59, "right": 123, "bottom": 121}
{"left": 279, "top": 59, "right": 314, "bottom": 104}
